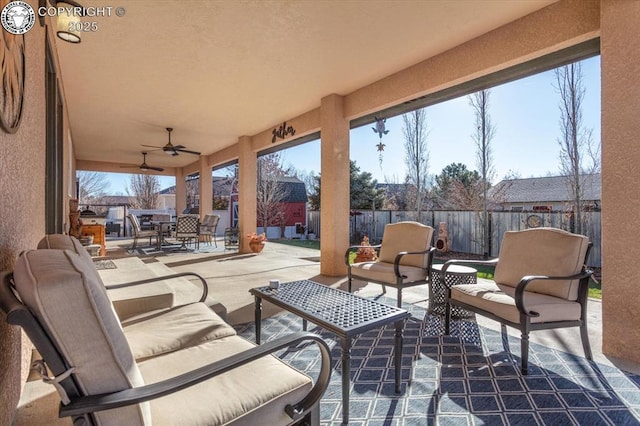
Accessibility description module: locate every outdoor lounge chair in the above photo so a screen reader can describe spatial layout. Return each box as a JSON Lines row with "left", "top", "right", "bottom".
{"left": 345, "top": 221, "right": 435, "bottom": 307}
{"left": 36, "top": 234, "right": 228, "bottom": 320}
{"left": 0, "top": 247, "right": 332, "bottom": 425}
{"left": 442, "top": 227, "right": 593, "bottom": 375}
{"left": 127, "top": 213, "right": 157, "bottom": 251}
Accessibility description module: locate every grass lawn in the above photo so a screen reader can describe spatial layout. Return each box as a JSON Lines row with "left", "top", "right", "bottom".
{"left": 269, "top": 238, "right": 320, "bottom": 250}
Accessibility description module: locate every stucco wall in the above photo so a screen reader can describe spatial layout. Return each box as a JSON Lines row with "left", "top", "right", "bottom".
{"left": 0, "top": 2, "right": 46, "bottom": 421}
{"left": 601, "top": 0, "right": 640, "bottom": 363}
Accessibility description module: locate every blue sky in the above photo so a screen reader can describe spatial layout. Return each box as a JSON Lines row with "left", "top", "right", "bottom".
{"left": 102, "top": 55, "right": 600, "bottom": 194}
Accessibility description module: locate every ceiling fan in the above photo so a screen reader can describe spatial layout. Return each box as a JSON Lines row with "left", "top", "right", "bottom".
{"left": 142, "top": 127, "right": 201, "bottom": 156}
{"left": 120, "top": 152, "right": 164, "bottom": 172}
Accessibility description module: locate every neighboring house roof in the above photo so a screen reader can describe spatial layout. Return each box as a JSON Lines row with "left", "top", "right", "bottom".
{"left": 158, "top": 175, "right": 308, "bottom": 203}
{"left": 491, "top": 173, "right": 601, "bottom": 204}
{"left": 98, "top": 195, "right": 131, "bottom": 205}
{"left": 275, "top": 176, "right": 308, "bottom": 203}
{"left": 159, "top": 176, "right": 236, "bottom": 196}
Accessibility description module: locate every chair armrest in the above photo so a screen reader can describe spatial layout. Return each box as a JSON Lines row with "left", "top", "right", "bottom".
{"left": 104, "top": 272, "right": 208, "bottom": 303}
{"left": 344, "top": 244, "right": 382, "bottom": 265}
{"left": 393, "top": 247, "right": 436, "bottom": 278}
{"left": 59, "top": 332, "right": 332, "bottom": 422}
{"left": 514, "top": 270, "right": 593, "bottom": 317}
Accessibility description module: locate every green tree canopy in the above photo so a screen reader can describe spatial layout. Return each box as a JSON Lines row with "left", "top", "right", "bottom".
{"left": 307, "top": 160, "right": 385, "bottom": 210}
{"left": 433, "top": 163, "right": 481, "bottom": 209}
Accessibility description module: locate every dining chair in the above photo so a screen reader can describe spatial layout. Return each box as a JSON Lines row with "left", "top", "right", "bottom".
{"left": 174, "top": 214, "right": 200, "bottom": 250}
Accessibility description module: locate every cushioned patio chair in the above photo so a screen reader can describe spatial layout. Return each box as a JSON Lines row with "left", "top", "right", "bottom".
{"left": 345, "top": 221, "right": 435, "bottom": 307}
{"left": 127, "top": 213, "right": 157, "bottom": 251}
{"left": 36, "top": 234, "right": 221, "bottom": 320}
{"left": 200, "top": 214, "right": 220, "bottom": 247}
{"left": 442, "top": 227, "right": 593, "bottom": 375}
{"left": 0, "top": 248, "right": 332, "bottom": 425}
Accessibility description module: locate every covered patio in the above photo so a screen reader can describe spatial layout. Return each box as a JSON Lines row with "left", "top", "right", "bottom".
{"left": 2, "top": 0, "right": 640, "bottom": 424}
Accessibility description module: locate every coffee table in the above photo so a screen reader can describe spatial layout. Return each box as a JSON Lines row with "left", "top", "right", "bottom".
{"left": 250, "top": 279, "right": 410, "bottom": 425}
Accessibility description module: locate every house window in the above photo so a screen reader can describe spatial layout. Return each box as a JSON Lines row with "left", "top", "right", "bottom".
{"left": 533, "top": 205, "right": 552, "bottom": 212}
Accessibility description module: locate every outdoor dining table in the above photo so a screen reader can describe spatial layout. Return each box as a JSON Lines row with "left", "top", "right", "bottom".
{"left": 152, "top": 221, "right": 175, "bottom": 250}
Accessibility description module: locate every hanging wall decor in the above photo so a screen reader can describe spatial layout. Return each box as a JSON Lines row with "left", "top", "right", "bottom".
{"left": 272, "top": 121, "right": 295, "bottom": 143}
{"left": 372, "top": 116, "right": 389, "bottom": 165}
{"left": 0, "top": 30, "right": 26, "bottom": 133}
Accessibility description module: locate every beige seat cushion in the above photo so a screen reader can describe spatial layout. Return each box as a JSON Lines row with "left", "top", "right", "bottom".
{"left": 124, "top": 303, "right": 237, "bottom": 361}
{"left": 451, "top": 280, "right": 582, "bottom": 324}
{"left": 494, "top": 227, "right": 589, "bottom": 300}
{"left": 14, "top": 249, "right": 150, "bottom": 425}
{"left": 37, "top": 234, "right": 93, "bottom": 262}
{"left": 108, "top": 284, "right": 175, "bottom": 321}
{"left": 38, "top": 234, "right": 176, "bottom": 319}
{"left": 351, "top": 261, "right": 427, "bottom": 285}
{"left": 378, "top": 222, "right": 434, "bottom": 268}
{"left": 139, "top": 336, "right": 313, "bottom": 426}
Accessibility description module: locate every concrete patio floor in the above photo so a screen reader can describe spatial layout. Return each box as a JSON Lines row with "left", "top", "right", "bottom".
{"left": 14, "top": 237, "right": 640, "bottom": 424}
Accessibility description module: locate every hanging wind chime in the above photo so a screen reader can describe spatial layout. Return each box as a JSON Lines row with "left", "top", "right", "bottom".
{"left": 372, "top": 116, "right": 389, "bottom": 166}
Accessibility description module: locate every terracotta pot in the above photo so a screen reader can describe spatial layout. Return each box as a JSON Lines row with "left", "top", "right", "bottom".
{"left": 249, "top": 241, "right": 266, "bottom": 253}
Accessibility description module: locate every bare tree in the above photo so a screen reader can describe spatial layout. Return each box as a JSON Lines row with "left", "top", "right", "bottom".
{"left": 77, "top": 171, "right": 110, "bottom": 204}
{"left": 185, "top": 175, "right": 199, "bottom": 209}
{"left": 257, "top": 153, "right": 291, "bottom": 236}
{"left": 554, "top": 62, "right": 600, "bottom": 235}
{"left": 469, "top": 90, "right": 496, "bottom": 257}
{"left": 402, "top": 108, "right": 430, "bottom": 220}
{"left": 127, "top": 174, "right": 160, "bottom": 209}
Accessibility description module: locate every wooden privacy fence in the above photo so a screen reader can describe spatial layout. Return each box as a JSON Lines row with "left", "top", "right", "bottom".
{"left": 307, "top": 210, "right": 602, "bottom": 267}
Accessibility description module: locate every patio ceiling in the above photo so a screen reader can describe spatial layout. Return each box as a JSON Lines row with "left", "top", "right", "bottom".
{"left": 59, "top": 0, "right": 555, "bottom": 171}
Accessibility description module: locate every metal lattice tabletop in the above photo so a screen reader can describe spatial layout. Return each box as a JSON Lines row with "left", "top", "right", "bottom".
{"left": 250, "top": 279, "right": 409, "bottom": 338}
{"left": 250, "top": 279, "right": 410, "bottom": 425}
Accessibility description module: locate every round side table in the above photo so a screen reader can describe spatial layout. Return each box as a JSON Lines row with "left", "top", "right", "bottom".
{"left": 429, "top": 263, "right": 477, "bottom": 318}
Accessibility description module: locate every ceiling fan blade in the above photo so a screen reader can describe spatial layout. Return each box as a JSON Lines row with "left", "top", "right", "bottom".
{"left": 147, "top": 165, "right": 165, "bottom": 172}
{"left": 173, "top": 144, "right": 186, "bottom": 149}
{"left": 176, "top": 148, "right": 201, "bottom": 156}
{"left": 142, "top": 144, "right": 164, "bottom": 149}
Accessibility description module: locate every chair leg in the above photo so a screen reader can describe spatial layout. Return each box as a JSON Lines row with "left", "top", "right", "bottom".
{"left": 580, "top": 321, "right": 593, "bottom": 360}
{"left": 347, "top": 272, "right": 352, "bottom": 293}
{"left": 397, "top": 288, "right": 402, "bottom": 308}
{"left": 520, "top": 317, "right": 531, "bottom": 375}
{"left": 131, "top": 236, "right": 138, "bottom": 251}
{"left": 444, "top": 301, "right": 451, "bottom": 335}
{"left": 213, "top": 234, "right": 217, "bottom": 248}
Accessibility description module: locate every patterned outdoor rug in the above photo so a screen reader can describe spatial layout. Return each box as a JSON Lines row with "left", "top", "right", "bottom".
{"left": 236, "top": 298, "right": 640, "bottom": 425}
{"left": 92, "top": 259, "right": 117, "bottom": 270}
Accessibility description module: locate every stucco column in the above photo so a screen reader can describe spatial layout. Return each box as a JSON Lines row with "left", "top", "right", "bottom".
{"left": 601, "top": 1, "right": 640, "bottom": 364}
{"left": 320, "top": 94, "right": 350, "bottom": 276}
{"left": 238, "top": 136, "right": 257, "bottom": 253}
{"left": 199, "top": 156, "right": 213, "bottom": 217}
{"left": 175, "top": 167, "right": 187, "bottom": 215}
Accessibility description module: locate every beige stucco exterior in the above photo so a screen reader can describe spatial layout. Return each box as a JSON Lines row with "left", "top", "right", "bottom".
{"left": 3, "top": 0, "right": 640, "bottom": 422}
{"left": 600, "top": 0, "right": 640, "bottom": 364}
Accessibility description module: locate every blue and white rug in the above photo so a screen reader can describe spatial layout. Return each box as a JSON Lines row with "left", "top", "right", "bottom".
{"left": 237, "top": 299, "right": 640, "bottom": 425}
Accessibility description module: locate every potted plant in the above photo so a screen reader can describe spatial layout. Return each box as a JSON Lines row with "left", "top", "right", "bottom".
{"left": 354, "top": 236, "right": 377, "bottom": 263}
{"left": 247, "top": 232, "right": 267, "bottom": 253}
